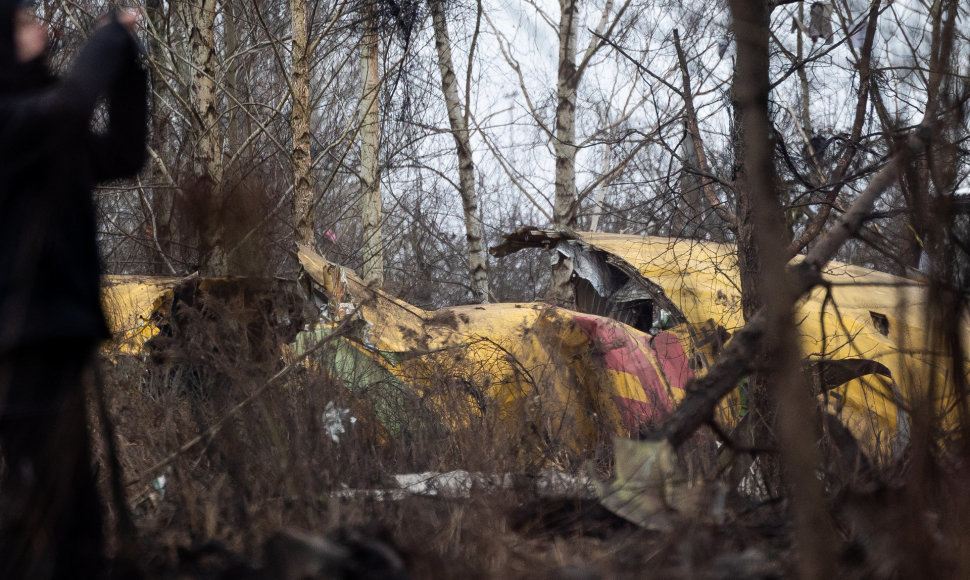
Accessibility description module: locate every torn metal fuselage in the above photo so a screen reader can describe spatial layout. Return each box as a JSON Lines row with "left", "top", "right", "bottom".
{"left": 493, "top": 229, "right": 970, "bottom": 459}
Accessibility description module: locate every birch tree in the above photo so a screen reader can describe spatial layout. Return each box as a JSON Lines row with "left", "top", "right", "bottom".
{"left": 547, "top": 0, "right": 583, "bottom": 306}
{"left": 429, "top": 0, "right": 489, "bottom": 303}
{"left": 145, "top": 0, "right": 176, "bottom": 274}
{"left": 360, "top": 2, "right": 384, "bottom": 286}
{"left": 183, "top": 0, "right": 226, "bottom": 276}
{"left": 290, "top": 0, "right": 315, "bottom": 249}
{"left": 487, "top": 0, "right": 636, "bottom": 306}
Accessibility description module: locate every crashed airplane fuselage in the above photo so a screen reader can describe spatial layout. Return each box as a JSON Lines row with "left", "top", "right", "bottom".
{"left": 100, "top": 232, "right": 966, "bottom": 462}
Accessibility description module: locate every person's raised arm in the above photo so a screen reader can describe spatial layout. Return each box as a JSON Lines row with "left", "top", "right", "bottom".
{"left": 0, "top": 16, "right": 141, "bottom": 147}
{"left": 90, "top": 11, "right": 148, "bottom": 181}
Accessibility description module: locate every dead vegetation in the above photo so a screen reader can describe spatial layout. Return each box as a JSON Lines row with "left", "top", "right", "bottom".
{"left": 83, "top": 269, "right": 970, "bottom": 580}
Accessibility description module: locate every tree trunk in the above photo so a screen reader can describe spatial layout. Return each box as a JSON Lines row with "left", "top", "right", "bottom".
{"left": 729, "top": 1, "right": 834, "bottom": 577}
{"left": 224, "top": 1, "right": 252, "bottom": 159}
{"left": 795, "top": 3, "right": 814, "bottom": 147}
{"left": 589, "top": 138, "right": 610, "bottom": 232}
{"left": 147, "top": 0, "right": 174, "bottom": 274}
{"left": 184, "top": 0, "right": 225, "bottom": 276}
{"left": 673, "top": 28, "right": 731, "bottom": 240}
{"left": 729, "top": 0, "right": 783, "bottom": 502}
{"left": 429, "top": 0, "right": 489, "bottom": 303}
{"left": 290, "top": 0, "right": 316, "bottom": 250}
{"left": 359, "top": 4, "right": 383, "bottom": 286}
{"left": 408, "top": 204, "right": 436, "bottom": 309}
{"left": 550, "top": 0, "right": 580, "bottom": 307}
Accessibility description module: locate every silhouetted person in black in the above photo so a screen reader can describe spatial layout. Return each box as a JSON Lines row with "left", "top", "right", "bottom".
{"left": 0, "top": 2, "right": 146, "bottom": 577}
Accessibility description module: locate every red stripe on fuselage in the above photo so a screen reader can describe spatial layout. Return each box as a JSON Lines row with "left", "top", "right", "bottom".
{"left": 571, "top": 314, "right": 673, "bottom": 421}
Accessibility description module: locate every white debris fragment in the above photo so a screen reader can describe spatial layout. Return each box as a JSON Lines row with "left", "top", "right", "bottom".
{"left": 322, "top": 401, "right": 357, "bottom": 443}
{"left": 335, "top": 303, "right": 356, "bottom": 319}
{"left": 393, "top": 470, "right": 507, "bottom": 497}
{"left": 390, "top": 470, "right": 595, "bottom": 498}
{"left": 151, "top": 475, "right": 167, "bottom": 500}
{"left": 327, "top": 470, "right": 595, "bottom": 501}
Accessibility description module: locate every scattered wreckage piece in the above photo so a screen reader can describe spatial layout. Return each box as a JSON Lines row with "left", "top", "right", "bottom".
{"left": 168, "top": 527, "right": 410, "bottom": 580}
{"left": 328, "top": 469, "right": 596, "bottom": 501}
{"left": 102, "top": 276, "right": 313, "bottom": 363}
{"left": 101, "top": 274, "right": 181, "bottom": 355}
{"left": 594, "top": 437, "right": 726, "bottom": 532}
{"left": 263, "top": 527, "right": 410, "bottom": 580}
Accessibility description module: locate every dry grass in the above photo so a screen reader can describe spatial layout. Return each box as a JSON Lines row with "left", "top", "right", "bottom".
{"left": 86, "top": 278, "right": 970, "bottom": 579}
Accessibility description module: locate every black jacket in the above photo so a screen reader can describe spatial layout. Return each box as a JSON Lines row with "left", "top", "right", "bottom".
{"left": 0, "top": 5, "right": 148, "bottom": 352}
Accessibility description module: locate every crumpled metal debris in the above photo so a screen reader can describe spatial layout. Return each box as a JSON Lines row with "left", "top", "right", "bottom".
{"left": 595, "top": 437, "right": 725, "bottom": 532}
{"left": 322, "top": 401, "right": 357, "bottom": 443}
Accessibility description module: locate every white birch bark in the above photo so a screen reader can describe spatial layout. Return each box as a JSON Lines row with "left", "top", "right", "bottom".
{"left": 429, "top": 0, "right": 489, "bottom": 303}
{"left": 147, "top": 0, "right": 175, "bottom": 274}
{"left": 550, "top": 0, "right": 580, "bottom": 307}
{"left": 359, "top": 4, "right": 384, "bottom": 286}
{"left": 184, "top": 0, "right": 225, "bottom": 275}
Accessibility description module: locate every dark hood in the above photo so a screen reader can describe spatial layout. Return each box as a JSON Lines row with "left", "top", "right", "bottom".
{"left": 0, "top": 0, "right": 51, "bottom": 93}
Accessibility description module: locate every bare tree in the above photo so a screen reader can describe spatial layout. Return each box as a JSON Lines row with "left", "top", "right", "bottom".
{"left": 360, "top": 1, "right": 384, "bottom": 286}
{"left": 483, "top": 0, "right": 637, "bottom": 306}
{"left": 290, "top": 0, "right": 315, "bottom": 249}
{"left": 728, "top": 1, "right": 834, "bottom": 577}
{"left": 429, "top": 0, "right": 489, "bottom": 303}
{"left": 182, "top": 0, "right": 226, "bottom": 276}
